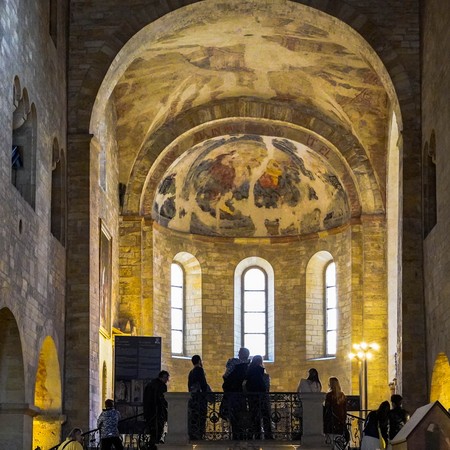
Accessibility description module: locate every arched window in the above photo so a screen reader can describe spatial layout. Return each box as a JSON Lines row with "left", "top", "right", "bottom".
{"left": 325, "top": 261, "right": 337, "bottom": 356}
{"left": 242, "top": 267, "right": 267, "bottom": 358}
{"left": 170, "top": 263, "right": 184, "bottom": 355}
{"left": 12, "top": 79, "right": 37, "bottom": 209}
{"left": 306, "top": 251, "right": 337, "bottom": 359}
{"left": 235, "top": 257, "right": 274, "bottom": 361}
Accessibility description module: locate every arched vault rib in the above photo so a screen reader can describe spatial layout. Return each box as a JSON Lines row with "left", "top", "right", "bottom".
{"left": 120, "top": 98, "right": 383, "bottom": 217}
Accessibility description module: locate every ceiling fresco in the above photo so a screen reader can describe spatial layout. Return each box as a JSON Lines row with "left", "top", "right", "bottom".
{"left": 92, "top": 1, "right": 394, "bottom": 222}
{"left": 152, "top": 135, "right": 350, "bottom": 237}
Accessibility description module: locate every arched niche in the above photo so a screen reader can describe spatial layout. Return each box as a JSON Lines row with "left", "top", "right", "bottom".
{"left": 33, "top": 336, "right": 63, "bottom": 450}
{"left": 430, "top": 352, "right": 450, "bottom": 409}
{"left": 0, "top": 308, "right": 26, "bottom": 450}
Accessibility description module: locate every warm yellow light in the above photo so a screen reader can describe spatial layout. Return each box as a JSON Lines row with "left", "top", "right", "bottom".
{"left": 371, "top": 343, "right": 380, "bottom": 351}
{"left": 348, "top": 352, "right": 355, "bottom": 359}
{"left": 360, "top": 342, "right": 368, "bottom": 350}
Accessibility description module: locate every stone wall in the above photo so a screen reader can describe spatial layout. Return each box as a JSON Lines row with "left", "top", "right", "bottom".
{"left": 0, "top": 0, "right": 68, "bottom": 448}
{"left": 422, "top": 0, "right": 450, "bottom": 404}
{"left": 148, "top": 220, "right": 391, "bottom": 405}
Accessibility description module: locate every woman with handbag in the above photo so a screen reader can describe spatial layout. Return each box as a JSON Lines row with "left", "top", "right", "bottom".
{"left": 361, "top": 401, "right": 390, "bottom": 450}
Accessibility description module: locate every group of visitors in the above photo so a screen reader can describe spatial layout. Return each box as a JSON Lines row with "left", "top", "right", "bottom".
{"left": 58, "top": 349, "right": 409, "bottom": 450}
{"left": 187, "top": 348, "right": 273, "bottom": 441}
{"left": 298, "top": 369, "right": 409, "bottom": 449}
{"left": 360, "top": 394, "right": 409, "bottom": 450}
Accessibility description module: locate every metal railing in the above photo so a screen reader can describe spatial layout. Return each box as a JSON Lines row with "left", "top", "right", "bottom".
{"left": 189, "top": 391, "right": 302, "bottom": 441}
{"left": 48, "top": 393, "right": 365, "bottom": 449}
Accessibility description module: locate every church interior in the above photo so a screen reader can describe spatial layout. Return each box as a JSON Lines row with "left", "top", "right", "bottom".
{"left": 0, "top": 0, "right": 449, "bottom": 449}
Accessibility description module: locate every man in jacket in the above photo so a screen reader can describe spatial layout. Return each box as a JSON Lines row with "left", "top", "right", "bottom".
{"left": 143, "top": 370, "right": 170, "bottom": 450}
{"left": 97, "top": 399, "right": 123, "bottom": 450}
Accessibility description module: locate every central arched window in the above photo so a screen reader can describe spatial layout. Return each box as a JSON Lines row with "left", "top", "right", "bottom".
{"left": 235, "top": 257, "right": 274, "bottom": 361}
{"left": 242, "top": 267, "right": 268, "bottom": 357}
{"left": 170, "top": 263, "right": 184, "bottom": 355}
{"left": 325, "top": 261, "right": 337, "bottom": 356}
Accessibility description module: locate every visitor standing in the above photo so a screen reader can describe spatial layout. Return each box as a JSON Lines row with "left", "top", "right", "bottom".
{"left": 388, "top": 394, "right": 409, "bottom": 441}
{"left": 57, "top": 428, "right": 84, "bottom": 450}
{"left": 323, "top": 377, "right": 347, "bottom": 448}
{"left": 188, "top": 355, "right": 211, "bottom": 440}
{"left": 222, "top": 347, "right": 250, "bottom": 439}
{"left": 245, "top": 355, "right": 273, "bottom": 440}
{"left": 361, "top": 400, "right": 390, "bottom": 450}
{"left": 97, "top": 399, "right": 123, "bottom": 450}
{"left": 143, "top": 370, "right": 170, "bottom": 450}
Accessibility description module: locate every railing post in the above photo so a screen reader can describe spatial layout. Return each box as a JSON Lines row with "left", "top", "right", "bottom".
{"left": 164, "top": 392, "right": 190, "bottom": 447}
{"left": 299, "top": 392, "right": 327, "bottom": 447}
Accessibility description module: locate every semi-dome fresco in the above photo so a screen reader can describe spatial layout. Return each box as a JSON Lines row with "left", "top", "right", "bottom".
{"left": 152, "top": 135, "right": 350, "bottom": 237}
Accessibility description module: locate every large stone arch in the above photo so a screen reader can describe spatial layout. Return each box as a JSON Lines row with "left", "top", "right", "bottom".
{"left": 32, "top": 336, "right": 63, "bottom": 450}
{"left": 90, "top": 1, "right": 406, "bottom": 203}
{"left": 0, "top": 308, "right": 26, "bottom": 450}
{"left": 88, "top": 0, "right": 413, "bottom": 136}
{"left": 73, "top": 0, "right": 424, "bottom": 409}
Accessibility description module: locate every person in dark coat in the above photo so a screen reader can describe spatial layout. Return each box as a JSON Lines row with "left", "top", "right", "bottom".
{"left": 222, "top": 347, "right": 250, "bottom": 440}
{"left": 245, "top": 355, "right": 273, "bottom": 440}
{"left": 388, "top": 394, "right": 409, "bottom": 441}
{"left": 188, "top": 355, "right": 211, "bottom": 440}
{"left": 361, "top": 400, "right": 390, "bottom": 450}
{"left": 143, "top": 370, "right": 170, "bottom": 450}
{"left": 323, "top": 377, "right": 347, "bottom": 442}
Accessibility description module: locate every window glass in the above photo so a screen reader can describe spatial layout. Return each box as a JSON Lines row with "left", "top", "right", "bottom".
{"left": 171, "top": 263, "right": 184, "bottom": 354}
{"left": 244, "top": 334, "right": 266, "bottom": 357}
{"left": 244, "top": 291, "right": 266, "bottom": 311}
{"left": 243, "top": 267, "right": 267, "bottom": 357}
{"left": 325, "top": 262, "right": 337, "bottom": 356}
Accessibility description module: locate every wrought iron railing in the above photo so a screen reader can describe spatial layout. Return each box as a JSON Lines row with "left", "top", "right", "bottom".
{"left": 48, "top": 393, "right": 365, "bottom": 449}
{"left": 188, "top": 391, "right": 302, "bottom": 441}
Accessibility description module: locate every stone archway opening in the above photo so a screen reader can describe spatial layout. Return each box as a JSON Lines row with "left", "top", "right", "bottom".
{"left": 0, "top": 308, "right": 26, "bottom": 450}
{"left": 33, "top": 336, "right": 63, "bottom": 450}
{"left": 89, "top": 0, "right": 404, "bottom": 400}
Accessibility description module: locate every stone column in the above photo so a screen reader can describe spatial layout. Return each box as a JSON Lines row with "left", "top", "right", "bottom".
{"left": 361, "top": 214, "right": 389, "bottom": 407}
{"left": 164, "top": 393, "right": 190, "bottom": 448}
{"left": 65, "top": 133, "right": 93, "bottom": 432}
{"left": 119, "top": 216, "right": 144, "bottom": 333}
{"left": 300, "top": 392, "right": 327, "bottom": 448}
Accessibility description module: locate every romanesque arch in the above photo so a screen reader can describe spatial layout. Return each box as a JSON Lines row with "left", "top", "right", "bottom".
{"left": 0, "top": 308, "right": 26, "bottom": 450}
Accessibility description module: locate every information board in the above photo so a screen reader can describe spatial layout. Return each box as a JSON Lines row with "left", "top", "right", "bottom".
{"left": 114, "top": 336, "right": 161, "bottom": 405}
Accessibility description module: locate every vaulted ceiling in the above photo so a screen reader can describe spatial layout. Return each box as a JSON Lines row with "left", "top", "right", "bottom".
{"left": 95, "top": 1, "right": 394, "bottom": 236}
